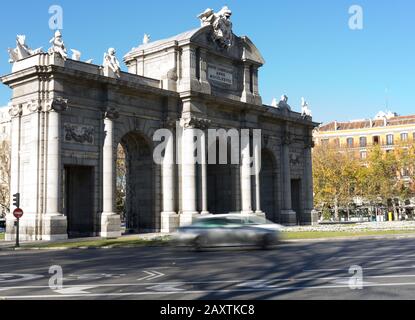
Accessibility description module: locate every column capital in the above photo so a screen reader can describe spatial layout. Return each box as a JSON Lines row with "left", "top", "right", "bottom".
{"left": 27, "top": 99, "right": 42, "bottom": 113}
{"left": 180, "top": 114, "right": 211, "bottom": 129}
{"left": 46, "top": 97, "right": 69, "bottom": 113}
{"left": 104, "top": 107, "right": 120, "bottom": 120}
{"left": 9, "top": 104, "right": 22, "bottom": 118}
{"left": 281, "top": 133, "right": 293, "bottom": 146}
{"left": 163, "top": 117, "right": 179, "bottom": 129}
{"left": 304, "top": 137, "right": 315, "bottom": 149}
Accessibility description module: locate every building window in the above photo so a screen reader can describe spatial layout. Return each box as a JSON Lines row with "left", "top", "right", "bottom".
{"left": 386, "top": 134, "right": 394, "bottom": 146}
{"left": 195, "top": 47, "right": 201, "bottom": 81}
{"left": 359, "top": 137, "right": 367, "bottom": 148}
{"left": 347, "top": 138, "right": 354, "bottom": 148}
{"left": 360, "top": 151, "right": 367, "bottom": 160}
{"left": 373, "top": 136, "right": 380, "bottom": 145}
{"left": 401, "top": 133, "right": 408, "bottom": 142}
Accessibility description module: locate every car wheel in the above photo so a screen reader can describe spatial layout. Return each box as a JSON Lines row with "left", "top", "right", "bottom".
{"left": 260, "top": 234, "right": 274, "bottom": 250}
{"left": 193, "top": 236, "right": 207, "bottom": 251}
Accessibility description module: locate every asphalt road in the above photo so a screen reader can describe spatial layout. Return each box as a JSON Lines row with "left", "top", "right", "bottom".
{"left": 1, "top": 238, "right": 415, "bottom": 300}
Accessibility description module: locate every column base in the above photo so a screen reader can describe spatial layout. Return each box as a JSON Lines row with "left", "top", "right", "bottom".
{"left": 100, "top": 213, "right": 121, "bottom": 238}
{"left": 180, "top": 212, "right": 199, "bottom": 227}
{"left": 161, "top": 212, "right": 180, "bottom": 233}
{"left": 254, "top": 211, "right": 267, "bottom": 222}
{"left": 280, "top": 210, "right": 297, "bottom": 226}
{"left": 43, "top": 214, "right": 68, "bottom": 241}
{"left": 200, "top": 211, "right": 211, "bottom": 216}
{"left": 299, "top": 209, "right": 318, "bottom": 226}
{"left": 241, "top": 211, "right": 254, "bottom": 215}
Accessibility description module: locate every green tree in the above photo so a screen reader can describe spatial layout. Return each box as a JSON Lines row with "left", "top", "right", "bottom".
{"left": 313, "top": 144, "right": 361, "bottom": 220}
{"left": 0, "top": 140, "right": 10, "bottom": 218}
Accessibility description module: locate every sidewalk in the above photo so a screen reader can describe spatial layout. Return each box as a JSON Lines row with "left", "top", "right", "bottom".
{"left": 0, "top": 233, "right": 166, "bottom": 251}
{"left": 283, "top": 232, "right": 415, "bottom": 243}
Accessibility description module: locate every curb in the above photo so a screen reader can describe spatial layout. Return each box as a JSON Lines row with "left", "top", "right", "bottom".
{"left": 2, "top": 233, "right": 415, "bottom": 251}
{"left": 0, "top": 243, "right": 170, "bottom": 252}
{"left": 282, "top": 233, "right": 415, "bottom": 243}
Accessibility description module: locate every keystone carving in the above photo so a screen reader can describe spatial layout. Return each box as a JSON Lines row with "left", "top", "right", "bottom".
{"left": 64, "top": 124, "right": 95, "bottom": 145}
{"left": 180, "top": 115, "right": 211, "bottom": 129}
{"left": 46, "top": 97, "right": 68, "bottom": 112}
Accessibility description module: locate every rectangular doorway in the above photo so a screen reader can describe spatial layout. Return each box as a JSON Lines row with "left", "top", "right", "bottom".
{"left": 64, "top": 166, "right": 95, "bottom": 238}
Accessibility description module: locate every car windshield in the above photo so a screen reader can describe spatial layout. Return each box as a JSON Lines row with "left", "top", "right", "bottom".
{"left": 191, "top": 215, "right": 273, "bottom": 228}
{"left": 242, "top": 216, "right": 270, "bottom": 225}
{"left": 192, "top": 218, "right": 230, "bottom": 228}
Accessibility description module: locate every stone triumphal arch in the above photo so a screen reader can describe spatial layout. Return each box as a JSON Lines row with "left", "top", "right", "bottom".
{"left": 1, "top": 7, "right": 318, "bottom": 241}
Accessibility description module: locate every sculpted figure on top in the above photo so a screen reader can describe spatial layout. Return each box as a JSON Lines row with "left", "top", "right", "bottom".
{"left": 48, "top": 30, "right": 68, "bottom": 60}
{"left": 198, "top": 6, "right": 233, "bottom": 49}
{"left": 103, "top": 48, "right": 121, "bottom": 78}
{"left": 8, "top": 35, "right": 43, "bottom": 63}
{"left": 301, "top": 97, "right": 312, "bottom": 118}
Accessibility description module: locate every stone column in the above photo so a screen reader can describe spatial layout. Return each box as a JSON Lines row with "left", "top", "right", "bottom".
{"left": 280, "top": 134, "right": 297, "bottom": 225}
{"left": 179, "top": 115, "right": 199, "bottom": 226}
{"left": 241, "top": 63, "right": 254, "bottom": 104}
{"left": 302, "top": 137, "right": 316, "bottom": 225}
{"left": 252, "top": 66, "right": 262, "bottom": 106}
{"left": 100, "top": 108, "right": 122, "bottom": 238}
{"left": 254, "top": 138, "right": 265, "bottom": 218}
{"left": 240, "top": 130, "right": 253, "bottom": 214}
{"left": 200, "top": 128, "right": 210, "bottom": 215}
{"left": 43, "top": 97, "right": 69, "bottom": 241}
{"left": 161, "top": 126, "right": 179, "bottom": 233}
{"left": 5, "top": 105, "right": 22, "bottom": 241}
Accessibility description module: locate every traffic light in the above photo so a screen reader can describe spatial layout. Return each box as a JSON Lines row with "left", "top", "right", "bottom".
{"left": 12, "top": 193, "right": 20, "bottom": 208}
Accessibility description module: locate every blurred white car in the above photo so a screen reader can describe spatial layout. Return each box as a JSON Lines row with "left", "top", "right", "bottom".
{"left": 172, "top": 214, "right": 283, "bottom": 250}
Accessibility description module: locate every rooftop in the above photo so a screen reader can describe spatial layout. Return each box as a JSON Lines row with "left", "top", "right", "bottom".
{"left": 318, "top": 114, "right": 415, "bottom": 132}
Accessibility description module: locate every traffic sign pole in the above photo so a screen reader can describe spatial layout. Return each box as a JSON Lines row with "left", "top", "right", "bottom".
{"left": 16, "top": 218, "right": 20, "bottom": 248}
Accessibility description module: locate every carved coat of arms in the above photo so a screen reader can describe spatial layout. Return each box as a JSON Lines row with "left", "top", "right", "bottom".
{"left": 198, "top": 6, "right": 234, "bottom": 49}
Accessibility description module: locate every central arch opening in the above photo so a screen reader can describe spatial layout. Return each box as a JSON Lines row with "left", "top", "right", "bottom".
{"left": 117, "top": 131, "right": 155, "bottom": 234}
{"left": 260, "top": 149, "right": 277, "bottom": 221}
{"left": 206, "top": 138, "right": 239, "bottom": 214}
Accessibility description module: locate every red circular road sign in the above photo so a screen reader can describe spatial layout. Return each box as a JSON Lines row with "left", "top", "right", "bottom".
{"left": 13, "top": 208, "right": 24, "bottom": 219}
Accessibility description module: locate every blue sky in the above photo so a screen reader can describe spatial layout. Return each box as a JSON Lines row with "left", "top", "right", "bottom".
{"left": 0, "top": 0, "right": 414, "bottom": 124}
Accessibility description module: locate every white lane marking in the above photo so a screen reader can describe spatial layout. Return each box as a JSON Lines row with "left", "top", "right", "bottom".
{"left": 4, "top": 273, "right": 415, "bottom": 293}
{"left": 4, "top": 273, "right": 415, "bottom": 292}
{"left": 136, "top": 271, "right": 154, "bottom": 281}
{"left": 0, "top": 274, "right": 44, "bottom": 284}
{"left": 147, "top": 284, "right": 185, "bottom": 292}
{"left": 55, "top": 286, "right": 97, "bottom": 295}
{"left": 64, "top": 274, "right": 125, "bottom": 281}
{"left": 137, "top": 270, "right": 165, "bottom": 281}
{"left": 5, "top": 281, "right": 415, "bottom": 299}
{"left": 147, "top": 271, "right": 165, "bottom": 281}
